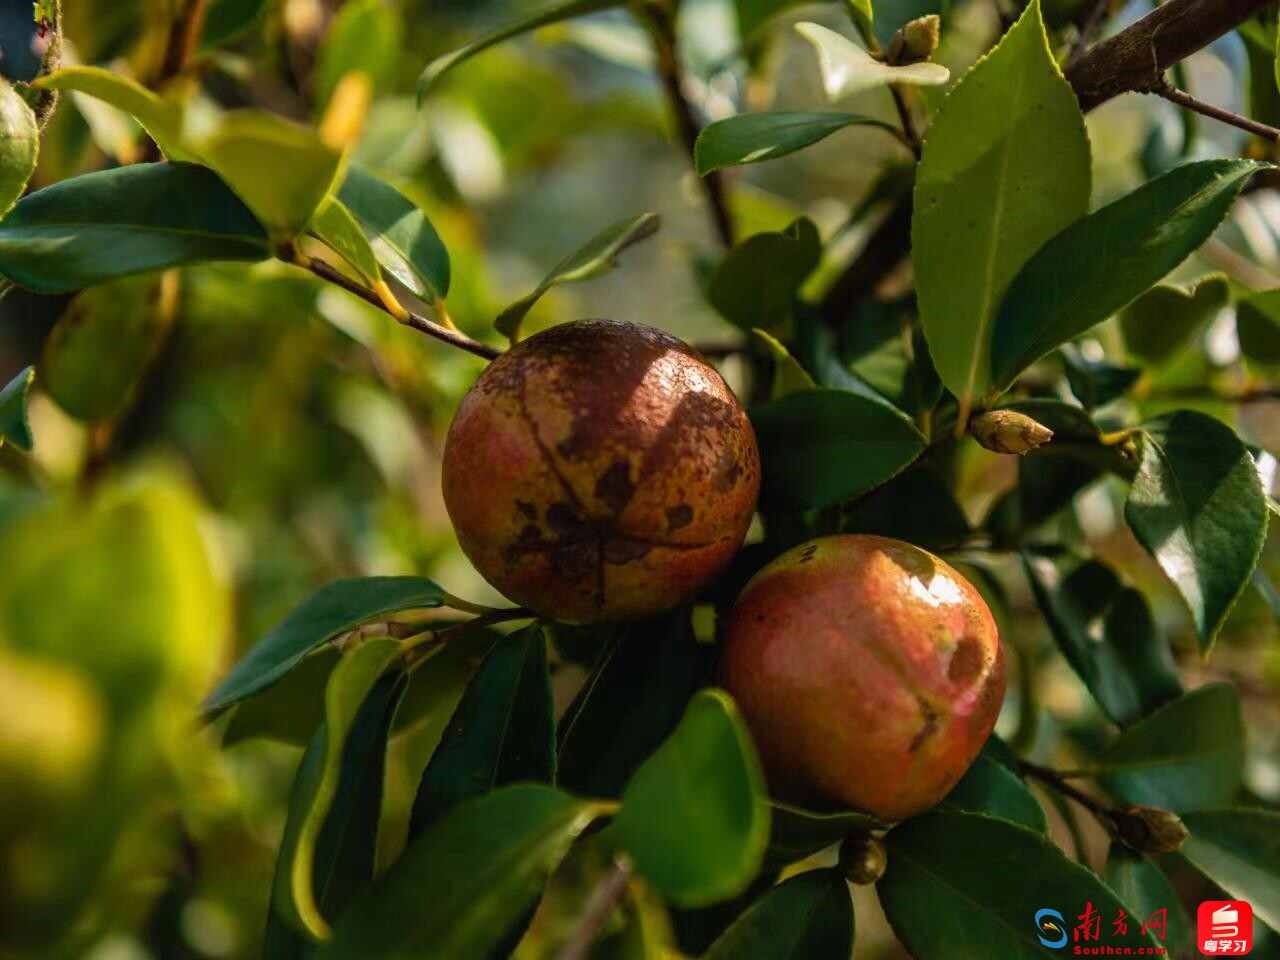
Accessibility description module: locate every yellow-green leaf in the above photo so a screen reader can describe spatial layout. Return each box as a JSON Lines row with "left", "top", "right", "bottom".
{"left": 0, "top": 79, "right": 38, "bottom": 217}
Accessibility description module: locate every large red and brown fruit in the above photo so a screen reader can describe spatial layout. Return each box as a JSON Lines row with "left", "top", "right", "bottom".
{"left": 443, "top": 319, "right": 760, "bottom": 623}
{"left": 721, "top": 534, "right": 1005, "bottom": 821}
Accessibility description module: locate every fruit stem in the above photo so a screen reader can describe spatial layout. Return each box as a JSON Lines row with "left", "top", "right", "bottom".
{"left": 398, "top": 607, "right": 535, "bottom": 669}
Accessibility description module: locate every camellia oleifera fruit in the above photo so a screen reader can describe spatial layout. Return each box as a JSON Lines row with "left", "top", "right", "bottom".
{"left": 443, "top": 319, "right": 760, "bottom": 623}
{"left": 721, "top": 534, "right": 1005, "bottom": 821}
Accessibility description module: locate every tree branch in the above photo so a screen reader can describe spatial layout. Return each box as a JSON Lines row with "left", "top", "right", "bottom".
{"left": 641, "top": 3, "right": 735, "bottom": 249}
{"left": 1065, "top": 0, "right": 1271, "bottom": 112}
{"left": 1148, "top": 77, "right": 1280, "bottom": 140}
{"left": 158, "top": 0, "right": 210, "bottom": 83}
{"left": 304, "top": 257, "right": 501, "bottom": 360}
{"left": 555, "top": 859, "right": 633, "bottom": 960}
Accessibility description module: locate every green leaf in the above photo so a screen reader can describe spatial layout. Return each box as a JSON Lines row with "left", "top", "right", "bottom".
{"left": 223, "top": 646, "right": 340, "bottom": 747}
{"left": 338, "top": 166, "right": 450, "bottom": 302}
{"left": 750, "top": 388, "right": 924, "bottom": 510}
{"left": 1120, "top": 274, "right": 1229, "bottom": 366}
{"left": 200, "top": 0, "right": 268, "bottom": 48}
{"left": 495, "top": 212, "right": 659, "bottom": 340}
{"left": 410, "top": 624, "right": 554, "bottom": 834}
{"left": 33, "top": 66, "right": 191, "bottom": 161}
{"left": 614, "top": 690, "right": 769, "bottom": 908}
{"left": 765, "top": 802, "right": 883, "bottom": 869}
{"left": 844, "top": 0, "right": 874, "bottom": 40}
{"left": 1104, "top": 845, "right": 1194, "bottom": 956}
{"left": 1095, "top": 683, "right": 1243, "bottom": 812}
{"left": 694, "top": 112, "right": 891, "bottom": 176}
{"left": 417, "top": 0, "right": 628, "bottom": 98}
{"left": 0, "top": 80, "right": 38, "bottom": 217}
{"left": 273, "top": 638, "right": 403, "bottom": 940}
{"left": 1236, "top": 289, "right": 1280, "bottom": 369}
{"left": 839, "top": 299, "right": 942, "bottom": 417}
{"left": 0, "top": 366, "right": 33, "bottom": 451}
{"left": 320, "top": 785, "right": 606, "bottom": 959}
{"left": 842, "top": 462, "right": 972, "bottom": 550}
{"left": 735, "top": 0, "right": 809, "bottom": 41}
{"left": 880, "top": 812, "right": 1161, "bottom": 957}
{"left": 314, "top": 0, "right": 402, "bottom": 111}
{"left": 0, "top": 163, "right": 270, "bottom": 293}
{"left": 752, "top": 329, "right": 816, "bottom": 399}
{"left": 556, "top": 610, "right": 708, "bottom": 798}
{"left": 1125, "top": 411, "right": 1268, "bottom": 650}
{"left": 704, "top": 869, "right": 853, "bottom": 960}
{"left": 913, "top": 0, "right": 1091, "bottom": 416}
{"left": 1180, "top": 809, "right": 1280, "bottom": 932}
{"left": 1059, "top": 344, "right": 1141, "bottom": 410}
{"left": 707, "top": 218, "right": 821, "bottom": 334}
{"left": 938, "top": 753, "right": 1047, "bottom": 833}
{"left": 310, "top": 198, "right": 381, "bottom": 286}
{"left": 203, "top": 576, "right": 447, "bottom": 715}
{"left": 990, "top": 160, "right": 1265, "bottom": 392}
{"left": 795, "top": 23, "right": 948, "bottom": 100}
{"left": 1021, "top": 550, "right": 1181, "bottom": 727}
{"left": 188, "top": 110, "right": 344, "bottom": 239}
{"left": 39, "top": 274, "right": 171, "bottom": 422}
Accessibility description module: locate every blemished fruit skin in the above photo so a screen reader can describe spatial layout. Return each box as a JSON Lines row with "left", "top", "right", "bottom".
{"left": 721, "top": 534, "right": 1005, "bottom": 821}
{"left": 443, "top": 319, "right": 760, "bottom": 623}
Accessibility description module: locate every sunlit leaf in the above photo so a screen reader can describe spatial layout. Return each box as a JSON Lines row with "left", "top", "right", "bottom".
{"left": 695, "top": 112, "right": 891, "bottom": 175}
{"left": 1121, "top": 274, "right": 1229, "bottom": 366}
{"left": 0, "top": 79, "right": 38, "bottom": 217}
{"left": 310, "top": 198, "right": 382, "bottom": 286}
{"left": 795, "top": 22, "right": 948, "bottom": 100}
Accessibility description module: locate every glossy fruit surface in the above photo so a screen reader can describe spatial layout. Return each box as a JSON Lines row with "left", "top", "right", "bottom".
{"left": 721, "top": 534, "right": 1005, "bottom": 821}
{"left": 443, "top": 319, "right": 760, "bottom": 623}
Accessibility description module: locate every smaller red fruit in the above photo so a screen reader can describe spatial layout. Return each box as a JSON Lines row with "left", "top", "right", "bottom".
{"left": 721, "top": 534, "right": 1005, "bottom": 821}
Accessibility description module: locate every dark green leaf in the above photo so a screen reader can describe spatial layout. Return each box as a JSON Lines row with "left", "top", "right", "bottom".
{"left": 842, "top": 462, "right": 972, "bottom": 550}
{"left": 707, "top": 218, "right": 820, "bottom": 334}
{"left": 556, "top": 610, "right": 709, "bottom": 798}
{"left": 495, "top": 213, "right": 659, "bottom": 340}
{"left": 1022, "top": 550, "right": 1181, "bottom": 727}
{"left": 1095, "top": 683, "right": 1243, "bottom": 812}
{"left": 765, "top": 802, "right": 883, "bottom": 869}
{"left": 1121, "top": 274, "right": 1229, "bottom": 366}
{"left": 694, "top": 112, "right": 889, "bottom": 175}
{"left": 614, "top": 690, "right": 769, "bottom": 908}
{"left": 880, "top": 812, "right": 1161, "bottom": 957}
{"left": 270, "top": 646, "right": 404, "bottom": 942}
{"left": 418, "top": 0, "right": 628, "bottom": 97}
{"left": 1180, "top": 808, "right": 1280, "bottom": 932}
{"left": 938, "top": 753, "right": 1047, "bottom": 833}
{"left": 410, "top": 624, "right": 554, "bottom": 834}
{"left": 223, "top": 646, "right": 340, "bottom": 747}
{"left": 704, "top": 869, "right": 853, "bottom": 960}
{"left": 751, "top": 388, "right": 924, "bottom": 510}
{"left": 203, "top": 576, "right": 447, "bottom": 715}
{"left": 1236, "top": 289, "right": 1280, "bottom": 369}
{"left": 39, "top": 274, "right": 171, "bottom": 422}
{"left": 991, "top": 160, "right": 1265, "bottom": 391}
{"left": 273, "top": 637, "right": 401, "bottom": 939}
{"left": 1125, "top": 411, "right": 1268, "bottom": 651}
{"left": 0, "top": 365, "right": 33, "bottom": 451}
{"left": 338, "top": 166, "right": 450, "bottom": 301}
{"left": 200, "top": 0, "right": 268, "bottom": 47}
{"left": 0, "top": 80, "right": 38, "bottom": 217}
{"left": 840, "top": 298, "right": 940, "bottom": 416}
{"left": 1059, "top": 344, "right": 1141, "bottom": 410}
{"left": 1104, "top": 845, "right": 1194, "bottom": 956}
{"left": 320, "top": 786, "right": 607, "bottom": 959}
{"left": 735, "top": 0, "right": 809, "bottom": 41}
{"left": 0, "top": 163, "right": 269, "bottom": 293}
{"left": 753, "top": 329, "right": 816, "bottom": 399}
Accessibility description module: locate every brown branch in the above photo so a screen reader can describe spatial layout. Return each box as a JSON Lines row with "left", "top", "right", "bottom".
{"left": 1148, "top": 78, "right": 1280, "bottom": 140}
{"left": 820, "top": 195, "right": 914, "bottom": 325}
{"left": 1065, "top": 0, "right": 1271, "bottom": 112}
{"left": 640, "top": 3, "right": 735, "bottom": 249}
{"left": 889, "top": 87, "right": 922, "bottom": 159}
{"left": 304, "top": 258, "right": 501, "bottom": 360}
{"left": 158, "top": 0, "right": 210, "bottom": 82}
{"left": 1065, "top": 0, "right": 1112, "bottom": 71}
{"left": 555, "top": 859, "right": 633, "bottom": 960}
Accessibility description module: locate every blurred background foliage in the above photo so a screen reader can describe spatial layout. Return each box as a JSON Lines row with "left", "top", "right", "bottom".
{"left": 0, "top": 0, "right": 1277, "bottom": 957}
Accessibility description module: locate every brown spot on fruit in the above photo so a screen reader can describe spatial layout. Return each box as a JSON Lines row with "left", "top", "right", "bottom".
{"left": 720, "top": 534, "right": 1005, "bottom": 821}
{"left": 443, "top": 319, "right": 760, "bottom": 623}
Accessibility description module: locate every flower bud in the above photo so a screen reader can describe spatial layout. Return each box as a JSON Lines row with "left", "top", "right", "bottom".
{"left": 887, "top": 15, "right": 941, "bottom": 65}
{"left": 839, "top": 834, "right": 887, "bottom": 885}
{"left": 1112, "top": 805, "right": 1189, "bottom": 854}
{"left": 969, "top": 410, "right": 1054, "bottom": 456}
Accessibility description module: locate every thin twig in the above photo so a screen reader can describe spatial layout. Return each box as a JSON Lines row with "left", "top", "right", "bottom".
{"left": 556, "top": 859, "right": 633, "bottom": 960}
{"left": 399, "top": 607, "right": 534, "bottom": 669}
{"left": 1020, "top": 760, "right": 1112, "bottom": 819}
{"left": 641, "top": 3, "right": 735, "bottom": 249}
{"left": 888, "top": 86, "right": 922, "bottom": 159}
{"left": 304, "top": 257, "right": 501, "bottom": 360}
{"left": 159, "top": 0, "right": 210, "bottom": 82}
{"left": 1148, "top": 78, "right": 1280, "bottom": 141}
{"left": 1065, "top": 0, "right": 1110, "bottom": 71}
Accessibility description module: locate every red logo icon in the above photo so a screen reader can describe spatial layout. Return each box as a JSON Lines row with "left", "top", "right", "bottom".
{"left": 1198, "top": 901, "right": 1252, "bottom": 955}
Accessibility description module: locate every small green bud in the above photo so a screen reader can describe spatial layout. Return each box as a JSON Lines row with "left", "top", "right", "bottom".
{"left": 1112, "top": 805, "right": 1189, "bottom": 854}
{"left": 839, "top": 834, "right": 887, "bottom": 885}
{"left": 970, "top": 410, "right": 1054, "bottom": 456}
{"left": 887, "top": 15, "right": 941, "bottom": 65}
